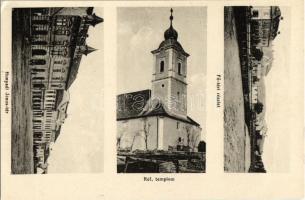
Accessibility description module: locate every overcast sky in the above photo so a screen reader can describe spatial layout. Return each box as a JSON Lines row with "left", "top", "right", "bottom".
{"left": 264, "top": 7, "right": 291, "bottom": 172}
{"left": 48, "top": 8, "right": 104, "bottom": 173}
{"left": 117, "top": 7, "right": 207, "bottom": 139}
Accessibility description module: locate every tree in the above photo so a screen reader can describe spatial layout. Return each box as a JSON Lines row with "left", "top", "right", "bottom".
{"left": 130, "top": 132, "right": 139, "bottom": 151}
{"left": 185, "top": 125, "right": 192, "bottom": 148}
{"left": 185, "top": 125, "right": 200, "bottom": 152}
{"left": 142, "top": 118, "right": 151, "bottom": 150}
{"left": 117, "top": 124, "right": 127, "bottom": 150}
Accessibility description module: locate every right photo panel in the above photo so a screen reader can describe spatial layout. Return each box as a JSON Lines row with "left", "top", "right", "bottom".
{"left": 224, "top": 6, "right": 289, "bottom": 173}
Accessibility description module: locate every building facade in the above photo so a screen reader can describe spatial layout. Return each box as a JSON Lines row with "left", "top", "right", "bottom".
{"left": 28, "top": 7, "right": 103, "bottom": 173}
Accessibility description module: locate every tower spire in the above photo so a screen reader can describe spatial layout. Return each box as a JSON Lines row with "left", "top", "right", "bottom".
{"left": 164, "top": 8, "right": 178, "bottom": 40}
{"left": 170, "top": 8, "right": 173, "bottom": 27}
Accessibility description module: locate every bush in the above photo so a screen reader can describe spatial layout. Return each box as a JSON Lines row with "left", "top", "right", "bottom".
{"left": 198, "top": 141, "right": 206, "bottom": 152}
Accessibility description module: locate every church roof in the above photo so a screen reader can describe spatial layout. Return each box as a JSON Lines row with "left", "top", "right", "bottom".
{"left": 117, "top": 90, "right": 200, "bottom": 127}
{"left": 81, "top": 45, "right": 97, "bottom": 56}
{"left": 117, "top": 90, "right": 151, "bottom": 119}
{"left": 151, "top": 8, "right": 189, "bottom": 57}
{"left": 154, "top": 39, "right": 189, "bottom": 56}
{"left": 87, "top": 13, "right": 104, "bottom": 27}
{"left": 140, "top": 101, "right": 200, "bottom": 127}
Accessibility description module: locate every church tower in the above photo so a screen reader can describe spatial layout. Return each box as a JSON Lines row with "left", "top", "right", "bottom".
{"left": 151, "top": 9, "right": 189, "bottom": 117}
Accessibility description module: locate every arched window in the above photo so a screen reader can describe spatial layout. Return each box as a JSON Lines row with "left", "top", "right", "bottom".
{"left": 33, "top": 83, "right": 45, "bottom": 89}
{"left": 30, "top": 59, "right": 46, "bottom": 65}
{"left": 160, "top": 61, "right": 164, "bottom": 73}
{"left": 31, "top": 68, "right": 45, "bottom": 73}
{"left": 177, "top": 92, "right": 180, "bottom": 101}
{"left": 178, "top": 63, "right": 182, "bottom": 75}
{"left": 32, "top": 77, "right": 45, "bottom": 81}
{"left": 32, "top": 49, "right": 47, "bottom": 56}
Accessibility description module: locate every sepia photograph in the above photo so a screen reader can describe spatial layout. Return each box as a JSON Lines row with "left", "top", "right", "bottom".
{"left": 224, "top": 6, "right": 289, "bottom": 173}
{"left": 1, "top": 1, "right": 304, "bottom": 199}
{"left": 116, "top": 7, "right": 207, "bottom": 173}
{"left": 11, "top": 7, "right": 104, "bottom": 174}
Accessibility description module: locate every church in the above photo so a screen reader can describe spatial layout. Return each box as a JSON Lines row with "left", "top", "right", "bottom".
{"left": 117, "top": 9, "right": 202, "bottom": 152}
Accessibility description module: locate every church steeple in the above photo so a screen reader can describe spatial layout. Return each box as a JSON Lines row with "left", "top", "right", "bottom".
{"left": 151, "top": 8, "right": 189, "bottom": 117}
{"left": 86, "top": 13, "right": 104, "bottom": 27}
{"left": 79, "top": 44, "right": 97, "bottom": 56}
{"left": 164, "top": 8, "right": 178, "bottom": 40}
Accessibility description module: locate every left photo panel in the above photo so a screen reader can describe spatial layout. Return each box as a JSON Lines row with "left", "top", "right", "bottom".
{"left": 11, "top": 7, "right": 104, "bottom": 174}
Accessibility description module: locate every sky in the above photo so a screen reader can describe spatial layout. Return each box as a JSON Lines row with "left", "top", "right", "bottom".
{"left": 48, "top": 8, "right": 104, "bottom": 173}
{"left": 263, "top": 7, "right": 291, "bottom": 173}
{"left": 117, "top": 7, "right": 207, "bottom": 139}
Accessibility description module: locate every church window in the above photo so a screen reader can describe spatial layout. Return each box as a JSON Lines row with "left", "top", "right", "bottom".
{"left": 178, "top": 63, "right": 182, "bottom": 75}
{"left": 177, "top": 122, "right": 180, "bottom": 129}
{"left": 161, "top": 84, "right": 164, "bottom": 88}
{"left": 160, "top": 61, "right": 164, "bottom": 73}
{"left": 177, "top": 92, "right": 180, "bottom": 101}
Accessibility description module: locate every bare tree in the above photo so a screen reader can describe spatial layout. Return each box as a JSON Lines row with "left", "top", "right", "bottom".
{"left": 142, "top": 118, "right": 151, "bottom": 150}
{"left": 189, "top": 132, "right": 199, "bottom": 152}
{"left": 130, "top": 131, "right": 143, "bottom": 151}
{"left": 185, "top": 125, "right": 192, "bottom": 148}
{"left": 185, "top": 125, "right": 199, "bottom": 152}
{"left": 117, "top": 123, "right": 127, "bottom": 150}
{"left": 130, "top": 134, "right": 137, "bottom": 151}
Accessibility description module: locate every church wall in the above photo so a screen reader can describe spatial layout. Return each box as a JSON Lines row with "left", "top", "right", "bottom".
{"left": 151, "top": 78, "right": 170, "bottom": 106}
{"left": 172, "top": 49, "right": 187, "bottom": 82}
{"left": 117, "top": 117, "right": 158, "bottom": 151}
{"left": 117, "top": 116, "right": 201, "bottom": 152}
{"left": 154, "top": 50, "right": 170, "bottom": 80}
{"left": 169, "top": 78, "right": 187, "bottom": 116}
{"left": 162, "top": 117, "right": 201, "bottom": 151}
